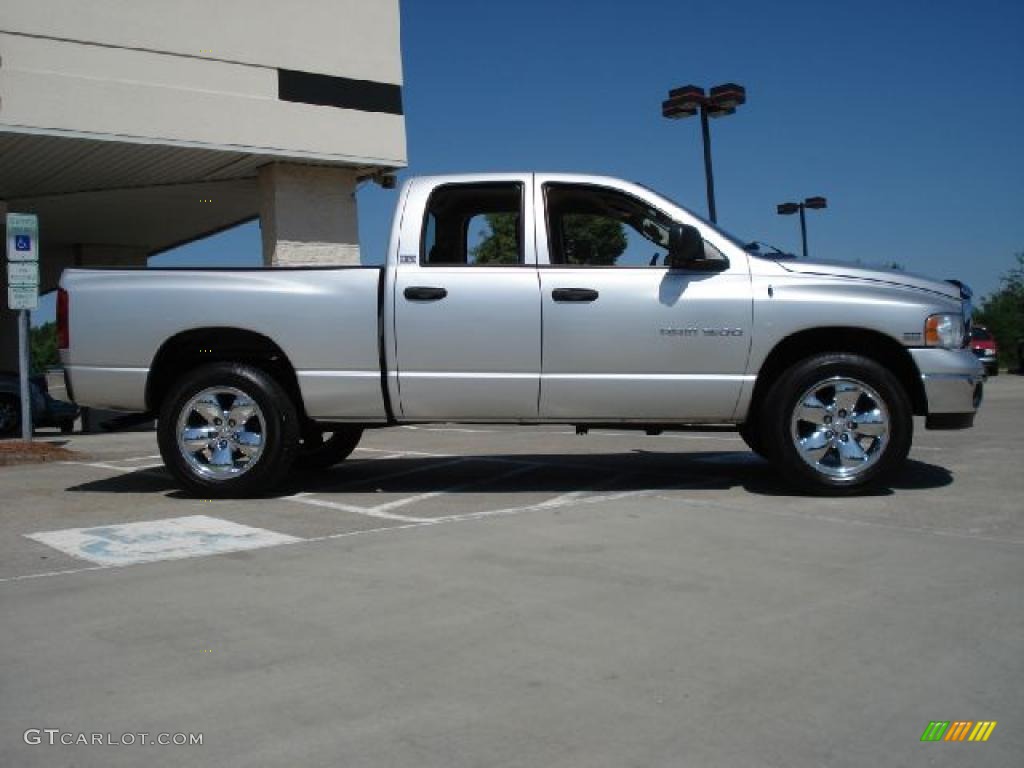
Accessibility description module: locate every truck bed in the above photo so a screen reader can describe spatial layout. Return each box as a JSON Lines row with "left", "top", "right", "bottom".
{"left": 60, "top": 266, "right": 388, "bottom": 420}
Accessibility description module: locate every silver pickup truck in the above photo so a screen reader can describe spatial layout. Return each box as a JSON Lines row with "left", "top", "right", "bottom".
{"left": 58, "top": 173, "right": 983, "bottom": 497}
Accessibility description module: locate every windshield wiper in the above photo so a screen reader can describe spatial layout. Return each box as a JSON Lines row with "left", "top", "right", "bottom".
{"left": 745, "top": 241, "right": 795, "bottom": 258}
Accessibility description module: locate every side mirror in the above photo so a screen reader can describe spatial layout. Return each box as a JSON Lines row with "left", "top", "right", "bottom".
{"left": 666, "top": 223, "right": 705, "bottom": 268}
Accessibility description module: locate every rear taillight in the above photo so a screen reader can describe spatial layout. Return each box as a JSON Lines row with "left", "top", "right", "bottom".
{"left": 57, "top": 288, "right": 69, "bottom": 350}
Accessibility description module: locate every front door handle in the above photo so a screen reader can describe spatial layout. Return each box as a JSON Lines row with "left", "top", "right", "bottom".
{"left": 552, "top": 288, "right": 599, "bottom": 303}
{"left": 404, "top": 286, "right": 448, "bottom": 301}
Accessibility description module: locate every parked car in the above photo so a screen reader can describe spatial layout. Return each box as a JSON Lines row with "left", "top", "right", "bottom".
{"left": 0, "top": 372, "right": 80, "bottom": 437}
{"left": 58, "top": 173, "right": 984, "bottom": 497}
{"left": 969, "top": 325, "right": 999, "bottom": 376}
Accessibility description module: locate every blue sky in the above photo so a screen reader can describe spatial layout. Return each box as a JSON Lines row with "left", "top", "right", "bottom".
{"left": 40, "top": 0, "right": 1023, "bottom": 323}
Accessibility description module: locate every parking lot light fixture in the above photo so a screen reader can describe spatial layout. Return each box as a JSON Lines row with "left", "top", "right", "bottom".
{"left": 776, "top": 196, "right": 828, "bottom": 259}
{"left": 708, "top": 83, "right": 746, "bottom": 110}
{"left": 662, "top": 83, "right": 746, "bottom": 224}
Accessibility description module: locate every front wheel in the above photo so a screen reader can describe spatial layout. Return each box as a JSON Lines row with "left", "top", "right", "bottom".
{"left": 158, "top": 363, "right": 300, "bottom": 498}
{"left": 759, "top": 353, "right": 912, "bottom": 495}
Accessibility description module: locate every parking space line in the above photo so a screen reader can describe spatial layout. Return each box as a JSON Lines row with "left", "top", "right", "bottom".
{"left": 1, "top": 565, "right": 111, "bottom": 583}
{"left": 355, "top": 447, "right": 455, "bottom": 458}
{"left": 284, "top": 493, "right": 432, "bottom": 523}
{"left": 286, "top": 463, "right": 540, "bottom": 522}
{"left": 59, "top": 454, "right": 166, "bottom": 473}
{"left": 369, "top": 464, "right": 538, "bottom": 514}
{"left": 427, "top": 488, "right": 657, "bottom": 525}
{"left": 60, "top": 460, "right": 165, "bottom": 473}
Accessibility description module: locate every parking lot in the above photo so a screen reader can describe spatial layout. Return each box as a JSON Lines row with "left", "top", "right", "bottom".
{"left": 2, "top": 377, "right": 1022, "bottom": 766}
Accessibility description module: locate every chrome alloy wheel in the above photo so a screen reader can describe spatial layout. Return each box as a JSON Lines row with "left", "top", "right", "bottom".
{"left": 175, "top": 387, "right": 266, "bottom": 480}
{"left": 789, "top": 376, "right": 889, "bottom": 480}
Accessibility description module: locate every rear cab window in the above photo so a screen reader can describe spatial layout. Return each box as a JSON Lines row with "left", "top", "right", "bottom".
{"left": 421, "top": 183, "right": 524, "bottom": 266}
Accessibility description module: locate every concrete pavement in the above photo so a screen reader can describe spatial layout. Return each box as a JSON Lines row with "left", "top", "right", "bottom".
{"left": 1, "top": 377, "right": 1022, "bottom": 766}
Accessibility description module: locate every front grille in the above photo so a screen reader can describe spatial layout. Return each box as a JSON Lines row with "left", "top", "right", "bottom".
{"left": 971, "top": 348, "right": 986, "bottom": 358}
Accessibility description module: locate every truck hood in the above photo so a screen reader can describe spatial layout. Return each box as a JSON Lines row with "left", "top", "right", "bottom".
{"left": 775, "top": 259, "right": 963, "bottom": 300}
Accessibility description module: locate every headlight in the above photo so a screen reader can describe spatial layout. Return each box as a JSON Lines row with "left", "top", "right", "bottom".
{"left": 925, "top": 313, "right": 966, "bottom": 348}
{"left": 984, "top": 348, "right": 996, "bottom": 356}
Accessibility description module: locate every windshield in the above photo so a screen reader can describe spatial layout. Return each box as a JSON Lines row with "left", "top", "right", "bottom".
{"left": 971, "top": 328, "right": 993, "bottom": 341}
{"left": 635, "top": 183, "right": 750, "bottom": 251}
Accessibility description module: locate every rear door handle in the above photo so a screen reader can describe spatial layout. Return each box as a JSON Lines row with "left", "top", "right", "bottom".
{"left": 404, "top": 286, "right": 448, "bottom": 301}
{"left": 552, "top": 288, "right": 599, "bottom": 303}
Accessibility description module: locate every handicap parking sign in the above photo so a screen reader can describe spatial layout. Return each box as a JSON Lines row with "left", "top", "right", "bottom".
{"left": 6, "top": 212, "right": 38, "bottom": 261}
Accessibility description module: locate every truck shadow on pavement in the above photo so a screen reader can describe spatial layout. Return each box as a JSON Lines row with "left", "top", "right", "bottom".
{"left": 64, "top": 451, "right": 953, "bottom": 499}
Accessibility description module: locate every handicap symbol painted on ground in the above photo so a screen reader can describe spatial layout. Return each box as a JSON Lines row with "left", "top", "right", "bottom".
{"left": 26, "top": 515, "right": 300, "bottom": 566}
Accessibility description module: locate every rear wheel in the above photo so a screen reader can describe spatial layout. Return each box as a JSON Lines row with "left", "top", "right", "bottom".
{"left": 158, "top": 363, "right": 299, "bottom": 498}
{"left": 296, "top": 427, "right": 363, "bottom": 470}
{"left": 0, "top": 395, "right": 20, "bottom": 437}
{"left": 759, "top": 353, "right": 912, "bottom": 495}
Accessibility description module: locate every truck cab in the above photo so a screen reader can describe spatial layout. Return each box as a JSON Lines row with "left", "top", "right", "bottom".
{"left": 387, "top": 174, "right": 751, "bottom": 423}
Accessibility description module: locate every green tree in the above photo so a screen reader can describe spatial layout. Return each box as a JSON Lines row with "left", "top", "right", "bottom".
{"left": 30, "top": 321, "right": 59, "bottom": 374}
{"left": 560, "top": 214, "right": 627, "bottom": 265}
{"left": 471, "top": 213, "right": 627, "bottom": 265}
{"left": 974, "top": 251, "right": 1024, "bottom": 370}
{"left": 472, "top": 213, "right": 520, "bottom": 264}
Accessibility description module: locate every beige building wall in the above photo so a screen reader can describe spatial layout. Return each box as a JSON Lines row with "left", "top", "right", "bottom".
{"left": 1, "top": 0, "right": 403, "bottom": 84}
{"left": 0, "top": 0, "right": 405, "bottom": 166}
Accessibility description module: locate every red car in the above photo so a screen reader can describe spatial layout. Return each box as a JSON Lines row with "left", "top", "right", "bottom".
{"left": 970, "top": 325, "right": 999, "bottom": 376}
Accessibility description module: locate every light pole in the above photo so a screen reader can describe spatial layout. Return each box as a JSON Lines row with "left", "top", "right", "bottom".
{"left": 662, "top": 83, "right": 746, "bottom": 224}
{"left": 777, "top": 196, "right": 827, "bottom": 259}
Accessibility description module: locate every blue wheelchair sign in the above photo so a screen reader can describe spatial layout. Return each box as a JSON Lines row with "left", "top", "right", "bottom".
{"left": 15, "top": 235, "right": 31, "bottom": 251}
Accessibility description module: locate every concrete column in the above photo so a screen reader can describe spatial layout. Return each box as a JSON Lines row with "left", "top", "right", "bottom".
{"left": 259, "top": 163, "right": 361, "bottom": 266}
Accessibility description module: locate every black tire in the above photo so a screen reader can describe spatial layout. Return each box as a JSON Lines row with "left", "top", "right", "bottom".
{"left": 157, "top": 363, "right": 300, "bottom": 498}
{"left": 988, "top": 366, "right": 999, "bottom": 377}
{"left": 737, "top": 422, "right": 768, "bottom": 459}
{"left": 758, "top": 353, "right": 912, "bottom": 495}
{"left": 0, "top": 395, "right": 20, "bottom": 437}
{"left": 296, "top": 427, "right": 363, "bottom": 471}
{"left": 59, "top": 420, "right": 75, "bottom": 435}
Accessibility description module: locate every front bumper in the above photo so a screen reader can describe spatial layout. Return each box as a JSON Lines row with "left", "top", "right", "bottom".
{"left": 909, "top": 348, "right": 984, "bottom": 430}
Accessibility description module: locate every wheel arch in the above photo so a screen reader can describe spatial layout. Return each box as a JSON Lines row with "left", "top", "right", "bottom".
{"left": 746, "top": 327, "right": 927, "bottom": 423}
{"left": 146, "top": 327, "right": 306, "bottom": 418}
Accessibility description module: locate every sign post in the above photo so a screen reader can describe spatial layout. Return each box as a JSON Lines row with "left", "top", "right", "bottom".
{"left": 6, "top": 213, "right": 39, "bottom": 441}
